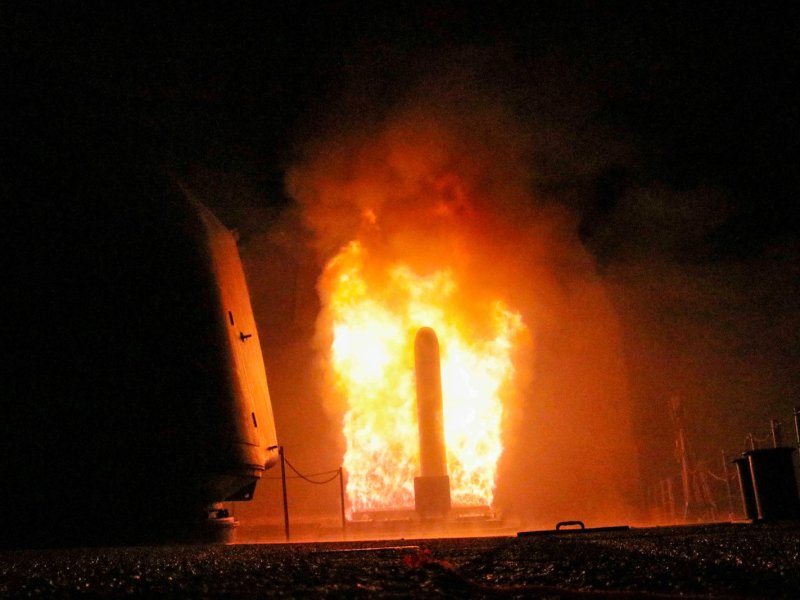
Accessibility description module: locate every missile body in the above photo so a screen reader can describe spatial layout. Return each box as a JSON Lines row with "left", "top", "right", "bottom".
{"left": 415, "top": 327, "right": 448, "bottom": 477}
{"left": 413, "top": 327, "right": 451, "bottom": 517}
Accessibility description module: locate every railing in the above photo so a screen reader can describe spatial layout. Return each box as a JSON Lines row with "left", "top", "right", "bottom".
{"left": 645, "top": 407, "right": 800, "bottom": 524}
{"left": 262, "top": 446, "right": 346, "bottom": 541}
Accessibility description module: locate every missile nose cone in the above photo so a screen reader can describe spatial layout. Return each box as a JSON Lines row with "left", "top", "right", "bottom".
{"left": 415, "top": 327, "right": 440, "bottom": 360}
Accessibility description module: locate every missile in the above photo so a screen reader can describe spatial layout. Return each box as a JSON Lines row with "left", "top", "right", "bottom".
{"left": 415, "top": 327, "right": 448, "bottom": 477}
{"left": 413, "top": 327, "right": 451, "bottom": 517}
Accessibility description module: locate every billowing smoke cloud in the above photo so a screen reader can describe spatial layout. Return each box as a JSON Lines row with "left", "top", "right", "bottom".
{"left": 283, "top": 57, "right": 642, "bottom": 526}
{"left": 214, "top": 45, "right": 798, "bottom": 532}
{"left": 595, "top": 185, "right": 800, "bottom": 487}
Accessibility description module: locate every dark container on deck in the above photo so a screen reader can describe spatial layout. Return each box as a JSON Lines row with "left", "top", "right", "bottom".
{"left": 733, "top": 457, "right": 758, "bottom": 520}
{"left": 746, "top": 447, "right": 800, "bottom": 521}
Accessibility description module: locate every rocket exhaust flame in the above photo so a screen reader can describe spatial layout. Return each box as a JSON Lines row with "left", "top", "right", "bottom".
{"left": 288, "top": 93, "right": 642, "bottom": 526}
{"left": 321, "top": 241, "right": 524, "bottom": 514}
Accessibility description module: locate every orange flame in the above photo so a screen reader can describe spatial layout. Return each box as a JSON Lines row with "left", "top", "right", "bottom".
{"left": 321, "top": 240, "right": 525, "bottom": 514}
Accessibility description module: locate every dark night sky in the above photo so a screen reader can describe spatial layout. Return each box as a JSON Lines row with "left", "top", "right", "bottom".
{"left": 9, "top": 2, "right": 799, "bottom": 250}
{"left": 7, "top": 2, "right": 800, "bottom": 513}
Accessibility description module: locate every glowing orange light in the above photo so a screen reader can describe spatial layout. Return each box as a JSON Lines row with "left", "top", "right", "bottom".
{"left": 321, "top": 240, "right": 524, "bottom": 514}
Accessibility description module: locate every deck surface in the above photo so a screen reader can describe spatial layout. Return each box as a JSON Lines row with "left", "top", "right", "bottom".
{"left": 2, "top": 523, "right": 799, "bottom": 598}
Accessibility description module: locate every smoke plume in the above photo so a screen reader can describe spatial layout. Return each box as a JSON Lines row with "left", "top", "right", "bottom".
{"left": 222, "top": 45, "right": 798, "bottom": 531}
{"left": 284, "top": 56, "right": 641, "bottom": 525}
